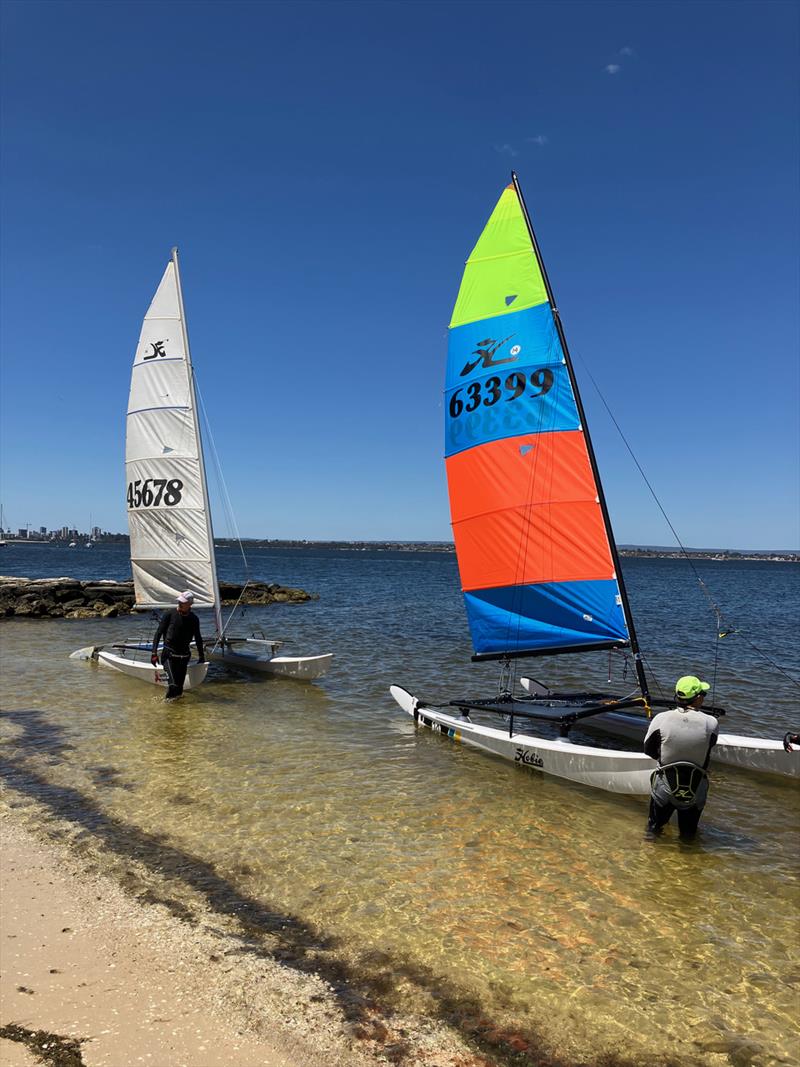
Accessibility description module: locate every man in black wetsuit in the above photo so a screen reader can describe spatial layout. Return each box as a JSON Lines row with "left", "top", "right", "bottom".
{"left": 151, "top": 590, "right": 205, "bottom": 700}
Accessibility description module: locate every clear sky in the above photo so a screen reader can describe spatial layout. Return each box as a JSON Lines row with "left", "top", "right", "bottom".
{"left": 1, "top": 0, "right": 797, "bottom": 549}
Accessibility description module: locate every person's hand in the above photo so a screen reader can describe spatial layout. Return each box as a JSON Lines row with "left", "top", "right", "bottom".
{"left": 151, "top": 653, "right": 159, "bottom": 666}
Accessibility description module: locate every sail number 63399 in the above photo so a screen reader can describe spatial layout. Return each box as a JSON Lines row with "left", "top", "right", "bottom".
{"left": 449, "top": 368, "right": 554, "bottom": 419}
{"left": 126, "top": 478, "right": 184, "bottom": 509}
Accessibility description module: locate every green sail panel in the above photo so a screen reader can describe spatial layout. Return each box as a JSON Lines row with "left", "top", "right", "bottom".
{"left": 449, "top": 185, "right": 549, "bottom": 328}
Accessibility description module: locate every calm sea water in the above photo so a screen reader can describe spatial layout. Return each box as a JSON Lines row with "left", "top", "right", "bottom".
{"left": 1, "top": 542, "right": 799, "bottom": 1066}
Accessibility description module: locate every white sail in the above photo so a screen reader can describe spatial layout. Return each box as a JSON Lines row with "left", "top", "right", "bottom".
{"left": 126, "top": 254, "right": 219, "bottom": 617}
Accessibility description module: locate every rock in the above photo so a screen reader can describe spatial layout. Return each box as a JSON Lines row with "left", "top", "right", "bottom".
{"left": 0, "top": 576, "right": 317, "bottom": 618}
{"left": 61, "top": 598, "right": 86, "bottom": 611}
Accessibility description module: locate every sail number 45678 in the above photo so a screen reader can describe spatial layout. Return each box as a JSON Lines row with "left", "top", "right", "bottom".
{"left": 449, "top": 368, "right": 554, "bottom": 419}
{"left": 126, "top": 478, "right": 184, "bottom": 508}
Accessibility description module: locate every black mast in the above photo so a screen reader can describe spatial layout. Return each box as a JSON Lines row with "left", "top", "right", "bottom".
{"left": 510, "top": 172, "right": 651, "bottom": 705}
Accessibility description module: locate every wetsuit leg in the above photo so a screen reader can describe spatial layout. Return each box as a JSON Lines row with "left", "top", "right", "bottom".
{"left": 676, "top": 805, "right": 703, "bottom": 838}
{"left": 161, "top": 652, "right": 188, "bottom": 699}
{"left": 646, "top": 795, "right": 674, "bottom": 834}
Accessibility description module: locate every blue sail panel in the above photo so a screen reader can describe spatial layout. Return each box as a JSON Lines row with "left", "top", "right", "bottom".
{"left": 445, "top": 363, "right": 579, "bottom": 458}
{"left": 445, "top": 304, "right": 579, "bottom": 458}
{"left": 464, "top": 580, "right": 628, "bottom": 656}
{"left": 446, "top": 304, "right": 564, "bottom": 387}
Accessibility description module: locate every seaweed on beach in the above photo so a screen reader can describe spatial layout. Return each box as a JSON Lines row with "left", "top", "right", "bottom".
{"left": 0, "top": 1024, "right": 86, "bottom": 1067}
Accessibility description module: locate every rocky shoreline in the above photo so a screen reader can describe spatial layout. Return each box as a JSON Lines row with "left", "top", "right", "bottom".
{"left": 0, "top": 577, "right": 316, "bottom": 620}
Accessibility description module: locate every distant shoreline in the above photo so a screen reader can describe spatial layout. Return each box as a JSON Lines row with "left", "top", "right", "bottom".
{"left": 2, "top": 537, "right": 797, "bottom": 562}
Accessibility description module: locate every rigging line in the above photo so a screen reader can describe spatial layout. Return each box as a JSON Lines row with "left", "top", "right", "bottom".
{"left": 193, "top": 378, "right": 249, "bottom": 579}
{"left": 193, "top": 378, "right": 252, "bottom": 641}
{"left": 636, "top": 648, "right": 667, "bottom": 701}
{"left": 574, "top": 355, "right": 800, "bottom": 690}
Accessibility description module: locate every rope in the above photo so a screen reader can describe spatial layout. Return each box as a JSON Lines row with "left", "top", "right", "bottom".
{"left": 574, "top": 355, "right": 799, "bottom": 691}
{"left": 193, "top": 379, "right": 251, "bottom": 640}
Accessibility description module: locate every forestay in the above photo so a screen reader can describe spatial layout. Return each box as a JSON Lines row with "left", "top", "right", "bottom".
{"left": 445, "top": 183, "right": 631, "bottom": 660}
{"left": 126, "top": 254, "right": 220, "bottom": 619}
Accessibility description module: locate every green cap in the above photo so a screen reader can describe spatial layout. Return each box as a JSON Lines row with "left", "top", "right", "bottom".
{"left": 675, "top": 675, "right": 711, "bottom": 700}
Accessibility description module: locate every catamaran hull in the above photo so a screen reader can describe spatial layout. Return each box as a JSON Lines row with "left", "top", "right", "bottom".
{"left": 390, "top": 686, "right": 653, "bottom": 795}
{"left": 577, "top": 710, "right": 799, "bottom": 779}
{"left": 96, "top": 650, "right": 208, "bottom": 690}
{"left": 516, "top": 683, "right": 799, "bottom": 780}
{"left": 207, "top": 646, "right": 332, "bottom": 680}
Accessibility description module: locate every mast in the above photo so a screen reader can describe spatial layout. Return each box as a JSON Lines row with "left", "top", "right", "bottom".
{"left": 171, "top": 247, "right": 224, "bottom": 638}
{"left": 510, "top": 173, "right": 650, "bottom": 704}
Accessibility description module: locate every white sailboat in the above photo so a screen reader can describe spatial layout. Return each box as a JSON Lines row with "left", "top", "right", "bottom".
{"left": 391, "top": 175, "right": 798, "bottom": 792}
{"left": 72, "top": 250, "right": 331, "bottom": 687}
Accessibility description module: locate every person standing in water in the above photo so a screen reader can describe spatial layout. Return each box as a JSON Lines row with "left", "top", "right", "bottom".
{"left": 151, "top": 590, "right": 205, "bottom": 700}
{"left": 643, "top": 675, "right": 719, "bottom": 838}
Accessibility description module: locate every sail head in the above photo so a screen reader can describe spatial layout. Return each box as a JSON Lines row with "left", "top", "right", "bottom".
{"left": 446, "top": 183, "right": 629, "bottom": 659}
{"left": 126, "top": 261, "right": 218, "bottom": 610}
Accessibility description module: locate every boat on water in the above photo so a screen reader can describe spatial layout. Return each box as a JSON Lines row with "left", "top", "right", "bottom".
{"left": 72, "top": 250, "right": 332, "bottom": 687}
{"left": 391, "top": 175, "right": 798, "bottom": 793}
{"left": 517, "top": 678, "right": 798, "bottom": 779}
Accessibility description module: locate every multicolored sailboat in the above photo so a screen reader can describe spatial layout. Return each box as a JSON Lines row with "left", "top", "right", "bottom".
{"left": 391, "top": 175, "right": 798, "bottom": 791}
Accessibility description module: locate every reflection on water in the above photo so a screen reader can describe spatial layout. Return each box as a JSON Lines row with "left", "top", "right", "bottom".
{"left": 1, "top": 549, "right": 799, "bottom": 1065}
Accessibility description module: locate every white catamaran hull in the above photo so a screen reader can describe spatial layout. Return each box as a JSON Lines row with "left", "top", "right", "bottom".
{"left": 96, "top": 649, "right": 208, "bottom": 690}
{"left": 519, "top": 679, "right": 799, "bottom": 779}
{"left": 390, "top": 686, "right": 654, "bottom": 795}
{"left": 207, "top": 640, "right": 332, "bottom": 680}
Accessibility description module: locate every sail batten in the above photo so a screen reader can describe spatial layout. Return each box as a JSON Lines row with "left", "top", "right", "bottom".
{"left": 446, "top": 180, "right": 631, "bottom": 659}
{"left": 125, "top": 256, "right": 219, "bottom": 616}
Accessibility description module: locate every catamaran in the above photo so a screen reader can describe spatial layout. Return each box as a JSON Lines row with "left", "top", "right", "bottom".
{"left": 72, "top": 250, "right": 332, "bottom": 687}
{"left": 390, "top": 175, "right": 798, "bottom": 793}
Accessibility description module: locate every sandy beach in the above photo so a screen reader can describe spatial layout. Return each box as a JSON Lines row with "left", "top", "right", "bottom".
{"left": 0, "top": 815, "right": 483, "bottom": 1067}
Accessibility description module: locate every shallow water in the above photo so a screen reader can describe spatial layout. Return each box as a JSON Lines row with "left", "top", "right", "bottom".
{"left": 1, "top": 545, "right": 799, "bottom": 1064}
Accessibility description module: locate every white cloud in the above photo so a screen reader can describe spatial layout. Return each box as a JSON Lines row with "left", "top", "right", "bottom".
{"left": 494, "top": 143, "right": 519, "bottom": 157}
{"left": 527, "top": 134, "right": 548, "bottom": 146}
{"left": 605, "top": 63, "right": 621, "bottom": 74}
{"left": 619, "top": 45, "right": 635, "bottom": 56}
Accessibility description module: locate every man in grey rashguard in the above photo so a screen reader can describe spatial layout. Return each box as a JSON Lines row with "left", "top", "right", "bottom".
{"left": 643, "top": 675, "right": 719, "bottom": 838}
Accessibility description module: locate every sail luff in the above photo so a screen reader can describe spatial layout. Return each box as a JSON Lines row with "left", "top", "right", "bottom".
{"left": 510, "top": 174, "right": 649, "bottom": 702}
{"left": 170, "top": 248, "right": 223, "bottom": 637}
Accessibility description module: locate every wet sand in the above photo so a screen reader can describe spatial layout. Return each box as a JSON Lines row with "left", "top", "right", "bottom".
{"left": 0, "top": 816, "right": 478, "bottom": 1067}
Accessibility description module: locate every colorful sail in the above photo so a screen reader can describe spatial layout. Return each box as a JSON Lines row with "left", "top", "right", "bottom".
{"left": 126, "top": 254, "right": 219, "bottom": 616}
{"left": 445, "top": 180, "right": 630, "bottom": 658}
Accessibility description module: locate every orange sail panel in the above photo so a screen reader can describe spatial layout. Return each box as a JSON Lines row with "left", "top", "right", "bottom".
{"left": 445, "top": 183, "right": 630, "bottom": 657}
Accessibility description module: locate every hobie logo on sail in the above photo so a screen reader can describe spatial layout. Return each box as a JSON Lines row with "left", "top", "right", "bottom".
{"left": 144, "top": 340, "right": 168, "bottom": 360}
{"left": 460, "top": 335, "right": 519, "bottom": 377}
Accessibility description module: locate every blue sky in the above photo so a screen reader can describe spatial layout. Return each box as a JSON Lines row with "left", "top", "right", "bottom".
{"left": 1, "top": 0, "right": 797, "bottom": 549}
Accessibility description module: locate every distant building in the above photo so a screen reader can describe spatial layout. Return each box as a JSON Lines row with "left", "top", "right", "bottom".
{"left": 91, "top": 526, "right": 102, "bottom": 540}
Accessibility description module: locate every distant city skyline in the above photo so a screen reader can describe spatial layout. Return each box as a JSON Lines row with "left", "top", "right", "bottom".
{"left": 1, "top": 520, "right": 798, "bottom": 557}
{"left": 1, "top": 1, "right": 797, "bottom": 550}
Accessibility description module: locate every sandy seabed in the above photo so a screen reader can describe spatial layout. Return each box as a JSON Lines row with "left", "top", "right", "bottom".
{"left": 0, "top": 814, "right": 484, "bottom": 1067}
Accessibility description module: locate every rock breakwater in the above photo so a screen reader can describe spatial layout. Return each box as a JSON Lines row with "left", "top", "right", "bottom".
{"left": 0, "top": 577, "right": 316, "bottom": 619}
